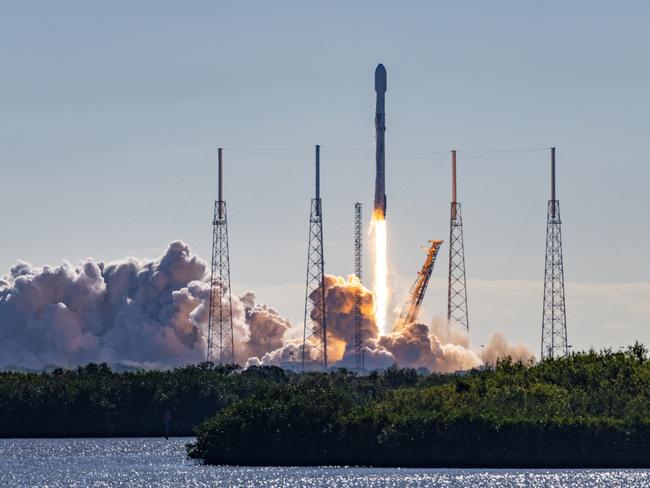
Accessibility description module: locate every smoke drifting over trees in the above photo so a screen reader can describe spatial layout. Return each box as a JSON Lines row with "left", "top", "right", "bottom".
{"left": 0, "top": 242, "right": 532, "bottom": 370}
{"left": 0, "top": 242, "right": 204, "bottom": 369}
{"left": 0, "top": 242, "right": 285, "bottom": 369}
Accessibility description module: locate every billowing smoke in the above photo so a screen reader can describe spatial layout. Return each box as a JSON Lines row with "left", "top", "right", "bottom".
{"left": 378, "top": 321, "right": 483, "bottom": 372}
{"left": 245, "top": 342, "right": 302, "bottom": 368}
{"left": 237, "top": 300, "right": 291, "bottom": 360}
{"left": 251, "top": 273, "right": 534, "bottom": 372}
{"left": 483, "top": 331, "right": 534, "bottom": 365}
{"left": 248, "top": 275, "right": 386, "bottom": 368}
{"left": 322, "top": 275, "right": 491, "bottom": 372}
{"left": 321, "top": 275, "right": 380, "bottom": 361}
{"left": 1, "top": 244, "right": 533, "bottom": 371}
{"left": 0, "top": 242, "right": 290, "bottom": 370}
{"left": 430, "top": 317, "right": 470, "bottom": 348}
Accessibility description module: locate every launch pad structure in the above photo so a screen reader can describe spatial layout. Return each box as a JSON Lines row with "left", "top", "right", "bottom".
{"left": 202, "top": 64, "right": 569, "bottom": 370}
{"left": 354, "top": 202, "right": 364, "bottom": 370}
{"left": 207, "top": 148, "right": 235, "bottom": 364}
{"left": 302, "top": 145, "right": 329, "bottom": 371}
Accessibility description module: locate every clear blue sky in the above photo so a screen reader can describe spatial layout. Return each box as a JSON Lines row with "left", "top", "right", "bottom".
{"left": 1, "top": 1, "right": 648, "bottom": 353}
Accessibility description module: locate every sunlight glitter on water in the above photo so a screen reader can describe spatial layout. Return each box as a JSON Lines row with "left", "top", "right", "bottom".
{"left": 1, "top": 438, "right": 650, "bottom": 487}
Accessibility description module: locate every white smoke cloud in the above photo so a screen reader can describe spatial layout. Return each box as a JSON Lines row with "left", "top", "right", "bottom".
{"left": 335, "top": 344, "right": 396, "bottom": 370}
{"left": 0, "top": 242, "right": 292, "bottom": 370}
{"left": 238, "top": 303, "right": 291, "bottom": 360}
{"left": 249, "top": 341, "right": 302, "bottom": 367}
{"left": 0, "top": 245, "right": 533, "bottom": 372}
{"left": 376, "top": 321, "right": 481, "bottom": 372}
{"left": 0, "top": 242, "right": 206, "bottom": 369}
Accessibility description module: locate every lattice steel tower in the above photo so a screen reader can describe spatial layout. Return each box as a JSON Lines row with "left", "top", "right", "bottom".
{"left": 207, "top": 148, "right": 235, "bottom": 364}
{"left": 354, "top": 202, "right": 364, "bottom": 370}
{"left": 447, "top": 150, "right": 469, "bottom": 335}
{"left": 541, "top": 147, "right": 568, "bottom": 359}
{"left": 395, "top": 240, "right": 444, "bottom": 331}
{"left": 302, "top": 145, "right": 328, "bottom": 371}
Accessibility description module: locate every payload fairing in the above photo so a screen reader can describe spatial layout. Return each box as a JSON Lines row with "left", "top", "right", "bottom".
{"left": 374, "top": 64, "right": 387, "bottom": 219}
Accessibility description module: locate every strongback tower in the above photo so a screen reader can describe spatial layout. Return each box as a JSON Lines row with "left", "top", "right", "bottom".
{"left": 447, "top": 150, "right": 470, "bottom": 335}
{"left": 207, "top": 148, "right": 235, "bottom": 364}
{"left": 354, "top": 202, "right": 364, "bottom": 370}
{"left": 541, "top": 147, "right": 568, "bottom": 359}
{"left": 302, "top": 145, "right": 328, "bottom": 371}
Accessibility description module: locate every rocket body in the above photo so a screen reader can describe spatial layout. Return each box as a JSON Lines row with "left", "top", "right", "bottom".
{"left": 374, "top": 64, "right": 387, "bottom": 219}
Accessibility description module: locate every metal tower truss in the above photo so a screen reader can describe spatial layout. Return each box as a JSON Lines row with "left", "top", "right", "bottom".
{"left": 354, "top": 202, "right": 363, "bottom": 370}
{"left": 302, "top": 145, "right": 328, "bottom": 371}
{"left": 541, "top": 147, "right": 568, "bottom": 359}
{"left": 395, "top": 240, "right": 444, "bottom": 331}
{"left": 447, "top": 202, "right": 469, "bottom": 332}
{"left": 447, "top": 150, "right": 469, "bottom": 334}
{"left": 207, "top": 148, "right": 235, "bottom": 365}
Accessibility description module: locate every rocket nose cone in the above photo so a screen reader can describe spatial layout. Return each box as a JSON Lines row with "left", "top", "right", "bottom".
{"left": 375, "top": 64, "right": 387, "bottom": 93}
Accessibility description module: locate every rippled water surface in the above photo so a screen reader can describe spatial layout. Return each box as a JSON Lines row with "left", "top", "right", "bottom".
{"left": 1, "top": 438, "right": 650, "bottom": 487}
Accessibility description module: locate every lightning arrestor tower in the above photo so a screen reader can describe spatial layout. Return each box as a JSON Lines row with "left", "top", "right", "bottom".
{"left": 207, "top": 148, "right": 235, "bottom": 364}
{"left": 302, "top": 145, "right": 328, "bottom": 371}
{"left": 354, "top": 202, "right": 363, "bottom": 370}
{"left": 541, "top": 147, "right": 568, "bottom": 359}
{"left": 447, "top": 150, "right": 470, "bottom": 335}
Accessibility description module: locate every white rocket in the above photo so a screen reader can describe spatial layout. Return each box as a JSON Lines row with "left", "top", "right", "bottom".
{"left": 374, "top": 64, "right": 387, "bottom": 219}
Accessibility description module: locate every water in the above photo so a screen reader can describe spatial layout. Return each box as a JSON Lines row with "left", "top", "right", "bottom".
{"left": 1, "top": 438, "right": 649, "bottom": 487}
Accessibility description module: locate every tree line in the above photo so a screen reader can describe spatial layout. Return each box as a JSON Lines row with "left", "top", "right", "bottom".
{"left": 188, "top": 344, "right": 650, "bottom": 467}
{"left": 3, "top": 345, "right": 650, "bottom": 467}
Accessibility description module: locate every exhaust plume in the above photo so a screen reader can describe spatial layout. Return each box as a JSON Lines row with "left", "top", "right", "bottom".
{"left": 0, "top": 243, "right": 533, "bottom": 372}
{"left": 0, "top": 242, "right": 291, "bottom": 370}
{"left": 483, "top": 331, "right": 534, "bottom": 365}
{"left": 249, "top": 273, "right": 533, "bottom": 372}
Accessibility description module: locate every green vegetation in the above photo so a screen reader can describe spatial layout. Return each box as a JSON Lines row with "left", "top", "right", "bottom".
{"left": 0, "top": 362, "right": 278, "bottom": 437}
{"left": 3, "top": 345, "right": 650, "bottom": 467}
{"left": 188, "top": 344, "right": 650, "bottom": 467}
